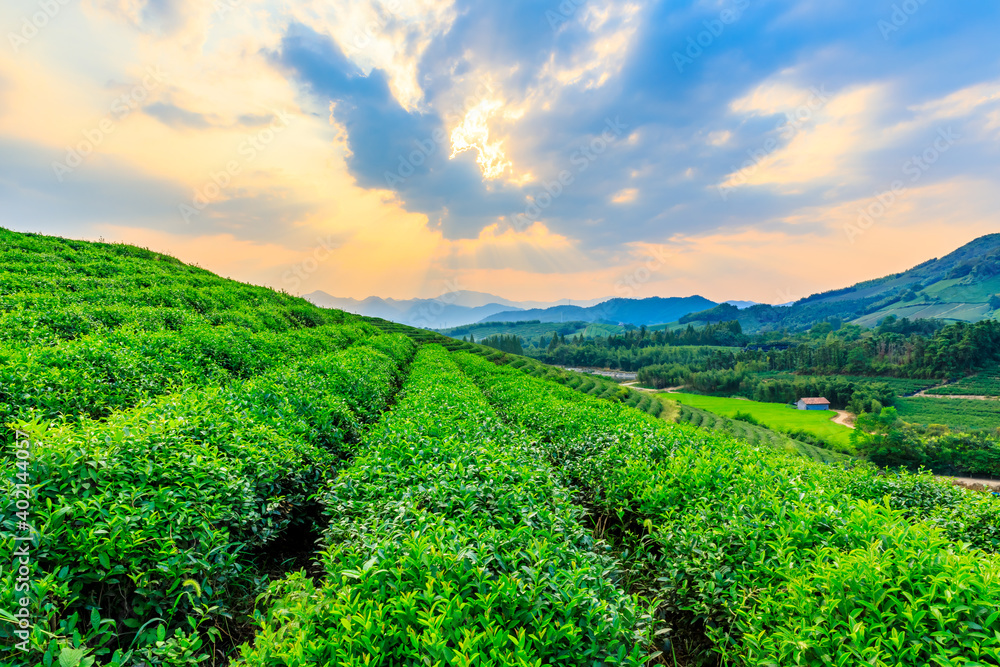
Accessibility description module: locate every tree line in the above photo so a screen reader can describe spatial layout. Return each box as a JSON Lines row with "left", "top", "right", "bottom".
{"left": 531, "top": 317, "right": 1000, "bottom": 380}
{"left": 853, "top": 407, "right": 1000, "bottom": 479}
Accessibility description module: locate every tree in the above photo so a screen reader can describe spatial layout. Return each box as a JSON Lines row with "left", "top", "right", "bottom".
{"left": 810, "top": 321, "right": 834, "bottom": 337}
{"left": 851, "top": 407, "right": 917, "bottom": 467}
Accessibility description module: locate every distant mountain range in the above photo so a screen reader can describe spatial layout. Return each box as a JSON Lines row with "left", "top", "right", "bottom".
{"left": 303, "top": 290, "right": 609, "bottom": 329}
{"left": 479, "top": 296, "right": 719, "bottom": 327}
{"left": 306, "top": 234, "right": 1000, "bottom": 332}
{"left": 682, "top": 234, "right": 1000, "bottom": 332}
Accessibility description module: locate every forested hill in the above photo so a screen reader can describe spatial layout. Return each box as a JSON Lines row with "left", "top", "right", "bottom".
{"left": 480, "top": 295, "right": 717, "bottom": 326}
{"left": 683, "top": 233, "right": 1000, "bottom": 332}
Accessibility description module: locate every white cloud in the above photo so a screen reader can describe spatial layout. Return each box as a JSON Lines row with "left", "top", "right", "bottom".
{"left": 911, "top": 80, "right": 1000, "bottom": 121}
{"left": 538, "top": 1, "right": 643, "bottom": 92}
{"left": 288, "top": 0, "right": 458, "bottom": 112}
{"left": 612, "top": 188, "right": 638, "bottom": 203}
{"left": 722, "top": 81, "right": 887, "bottom": 190}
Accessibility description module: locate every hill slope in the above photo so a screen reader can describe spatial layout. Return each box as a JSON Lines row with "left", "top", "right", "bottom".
{"left": 683, "top": 234, "right": 1000, "bottom": 331}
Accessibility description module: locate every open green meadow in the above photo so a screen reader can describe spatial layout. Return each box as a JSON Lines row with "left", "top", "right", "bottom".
{"left": 659, "top": 392, "right": 855, "bottom": 452}
{"left": 672, "top": 403, "right": 849, "bottom": 464}
{"left": 3, "top": 227, "right": 1000, "bottom": 667}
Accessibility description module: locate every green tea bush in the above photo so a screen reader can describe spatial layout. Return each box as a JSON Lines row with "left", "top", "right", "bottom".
{"left": 0, "top": 335, "right": 413, "bottom": 667}
{"left": 235, "top": 346, "right": 646, "bottom": 667}
{"left": 0, "top": 324, "right": 372, "bottom": 446}
{"left": 735, "top": 504, "right": 1000, "bottom": 666}
{"left": 0, "top": 228, "right": 355, "bottom": 345}
{"left": 453, "top": 352, "right": 1000, "bottom": 665}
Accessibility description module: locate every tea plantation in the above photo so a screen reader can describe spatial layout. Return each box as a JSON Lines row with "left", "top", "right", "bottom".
{"left": 2, "top": 228, "right": 999, "bottom": 667}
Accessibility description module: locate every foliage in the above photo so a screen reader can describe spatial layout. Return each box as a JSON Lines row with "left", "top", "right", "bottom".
{"left": 0, "top": 227, "right": 417, "bottom": 666}
{"left": 926, "top": 368, "right": 1000, "bottom": 397}
{"left": 0, "top": 336, "right": 413, "bottom": 665}
{"left": 732, "top": 411, "right": 760, "bottom": 426}
{"left": 854, "top": 407, "right": 1000, "bottom": 478}
{"left": 479, "top": 333, "right": 524, "bottom": 355}
{"left": 895, "top": 396, "right": 1000, "bottom": 431}
{"left": 235, "top": 347, "right": 646, "bottom": 666}
{"left": 453, "top": 352, "right": 1000, "bottom": 665}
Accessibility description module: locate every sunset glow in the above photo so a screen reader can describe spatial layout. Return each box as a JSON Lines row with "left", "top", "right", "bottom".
{"left": 0, "top": 0, "right": 998, "bottom": 303}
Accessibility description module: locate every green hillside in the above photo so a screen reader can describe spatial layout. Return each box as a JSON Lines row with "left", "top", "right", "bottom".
{"left": 2, "top": 228, "right": 1000, "bottom": 667}
{"left": 682, "top": 233, "right": 1000, "bottom": 332}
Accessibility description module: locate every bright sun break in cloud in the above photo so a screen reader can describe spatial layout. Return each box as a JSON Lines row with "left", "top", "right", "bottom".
{"left": 449, "top": 98, "right": 511, "bottom": 179}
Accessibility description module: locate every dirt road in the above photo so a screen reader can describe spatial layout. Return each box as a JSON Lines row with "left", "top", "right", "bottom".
{"left": 915, "top": 392, "right": 1000, "bottom": 401}
{"left": 948, "top": 476, "right": 1000, "bottom": 493}
{"left": 831, "top": 410, "right": 855, "bottom": 429}
{"left": 911, "top": 381, "right": 999, "bottom": 401}
{"left": 621, "top": 382, "right": 684, "bottom": 394}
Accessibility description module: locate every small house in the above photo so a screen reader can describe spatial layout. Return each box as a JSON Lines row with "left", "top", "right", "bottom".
{"left": 797, "top": 397, "right": 831, "bottom": 411}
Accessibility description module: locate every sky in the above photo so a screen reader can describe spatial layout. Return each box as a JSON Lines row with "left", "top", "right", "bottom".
{"left": 1, "top": 0, "right": 999, "bottom": 304}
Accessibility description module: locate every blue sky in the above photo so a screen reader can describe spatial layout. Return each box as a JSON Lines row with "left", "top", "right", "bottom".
{"left": 1, "top": 0, "right": 998, "bottom": 302}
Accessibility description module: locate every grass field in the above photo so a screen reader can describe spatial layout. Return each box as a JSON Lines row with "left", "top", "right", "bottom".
{"left": 895, "top": 397, "right": 1000, "bottom": 431}
{"left": 674, "top": 403, "right": 850, "bottom": 463}
{"left": 660, "top": 392, "right": 855, "bottom": 451}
